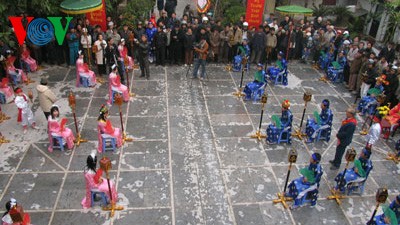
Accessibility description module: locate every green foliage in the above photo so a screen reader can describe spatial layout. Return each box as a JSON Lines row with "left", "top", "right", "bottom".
{"left": 29, "top": 0, "right": 64, "bottom": 16}
{"left": 0, "top": 30, "right": 16, "bottom": 49}
{"left": 330, "top": 5, "right": 353, "bottom": 25}
{"left": 312, "top": 4, "right": 331, "bottom": 17}
{"left": 121, "top": 0, "right": 153, "bottom": 28}
{"left": 105, "top": 0, "right": 124, "bottom": 20}
{"left": 223, "top": 5, "right": 245, "bottom": 24}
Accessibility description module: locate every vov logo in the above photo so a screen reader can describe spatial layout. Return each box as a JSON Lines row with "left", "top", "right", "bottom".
{"left": 9, "top": 16, "right": 73, "bottom": 46}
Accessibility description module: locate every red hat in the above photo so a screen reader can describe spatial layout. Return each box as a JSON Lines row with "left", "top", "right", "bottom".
{"left": 14, "top": 87, "right": 22, "bottom": 94}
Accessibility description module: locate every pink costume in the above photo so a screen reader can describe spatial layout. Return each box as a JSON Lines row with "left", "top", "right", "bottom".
{"left": 97, "top": 120, "right": 122, "bottom": 153}
{"left": 48, "top": 117, "right": 75, "bottom": 151}
{"left": 108, "top": 71, "right": 129, "bottom": 104}
{"left": 0, "top": 78, "right": 15, "bottom": 103}
{"left": 118, "top": 44, "right": 134, "bottom": 69}
{"left": 76, "top": 58, "right": 96, "bottom": 87}
{"left": 6, "top": 57, "right": 27, "bottom": 83}
{"left": 21, "top": 49, "right": 37, "bottom": 72}
{"left": 81, "top": 170, "right": 118, "bottom": 209}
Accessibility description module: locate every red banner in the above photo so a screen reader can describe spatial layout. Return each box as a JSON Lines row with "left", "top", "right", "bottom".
{"left": 245, "top": 0, "right": 265, "bottom": 29}
{"left": 86, "top": 0, "right": 107, "bottom": 31}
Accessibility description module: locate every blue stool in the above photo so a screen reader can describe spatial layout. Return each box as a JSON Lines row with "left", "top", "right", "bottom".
{"left": 111, "top": 89, "right": 123, "bottom": 104}
{"left": 346, "top": 166, "right": 373, "bottom": 195}
{"left": 51, "top": 135, "right": 65, "bottom": 151}
{"left": 274, "top": 68, "right": 288, "bottom": 86}
{"left": 316, "top": 126, "right": 332, "bottom": 142}
{"left": 90, "top": 190, "right": 109, "bottom": 207}
{"left": 101, "top": 134, "right": 116, "bottom": 152}
{"left": 277, "top": 127, "right": 291, "bottom": 144}
{"left": 80, "top": 75, "right": 90, "bottom": 87}
{"left": 10, "top": 73, "right": 21, "bottom": 86}
{"left": 0, "top": 92, "right": 6, "bottom": 104}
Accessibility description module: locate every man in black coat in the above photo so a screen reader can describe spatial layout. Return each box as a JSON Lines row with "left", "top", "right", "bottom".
{"left": 153, "top": 26, "right": 168, "bottom": 66}
{"left": 329, "top": 108, "right": 357, "bottom": 170}
{"left": 378, "top": 42, "right": 396, "bottom": 64}
{"left": 170, "top": 24, "right": 184, "bottom": 65}
{"left": 135, "top": 34, "right": 150, "bottom": 79}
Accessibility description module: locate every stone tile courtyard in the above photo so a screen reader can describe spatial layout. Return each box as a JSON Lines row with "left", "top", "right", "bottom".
{"left": 0, "top": 62, "right": 399, "bottom": 225}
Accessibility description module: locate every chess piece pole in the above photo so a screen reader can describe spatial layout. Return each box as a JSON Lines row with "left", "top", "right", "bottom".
{"left": 250, "top": 93, "right": 268, "bottom": 140}
{"left": 68, "top": 92, "right": 87, "bottom": 146}
{"left": 0, "top": 105, "right": 11, "bottom": 123}
{"left": 232, "top": 58, "right": 247, "bottom": 98}
{"left": 293, "top": 92, "right": 312, "bottom": 140}
{"left": 124, "top": 58, "right": 135, "bottom": 97}
{"left": 273, "top": 149, "right": 297, "bottom": 209}
{"left": 366, "top": 188, "right": 388, "bottom": 225}
{"left": 100, "top": 157, "right": 123, "bottom": 217}
{"left": 114, "top": 93, "right": 133, "bottom": 143}
{"left": 327, "top": 148, "right": 356, "bottom": 204}
{"left": 0, "top": 132, "right": 10, "bottom": 144}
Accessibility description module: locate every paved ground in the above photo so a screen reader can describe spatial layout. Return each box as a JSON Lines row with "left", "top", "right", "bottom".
{"left": 0, "top": 61, "right": 399, "bottom": 225}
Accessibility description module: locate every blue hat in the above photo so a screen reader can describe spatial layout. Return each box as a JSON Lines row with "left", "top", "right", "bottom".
{"left": 322, "top": 99, "right": 330, "bottom": 108}
{"left": 257, "top": 63, "right": 263, "bottom": 67}
{"left": 362, "top": 148, "right": 372, "bottom": 158}
{"left": 279, "top": 51, "right": 285, "bottom": 56}
{"left": 312, "top": 153, "right": 321, "bottom": 162}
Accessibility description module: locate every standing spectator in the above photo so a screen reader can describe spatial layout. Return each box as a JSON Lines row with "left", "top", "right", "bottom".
{"left": 105, "top": 37, "right": 120, "bottom": 78}
{"left": 192, "top": 36, "right": 209, "bottom": 80}
{"left": 301, "top": 32, "right": 313, "bottom": 63}
{"left": 250, "top": 25, "right": 266, "bottom": 64}
{"left": 210, "top": 28, "right": 220, "bottom": 62}
{"left": 218, "top": 25, "right": 233, "bottom": 63}
{"left": 93, "top": 25, "right": 104, "bottom": 42}
{"left": 94, "top": 34, "right": 107, "bottom": 78}
{"left": 230, "top": 23, "right": 243, "bottom": 61}
{"left": 241, "top": 22, "right": 253, "bottom": 43}
{"left": 154, "top": 26, "right": 168, "bottom": 66}
{"left": 80, "top": 28, "right": 92, "bottom": 64}
{"left": 266, "top": 27, "right": 277, "bottom": 64}
{"left": 360, "top": 59, "right": 377, "bottom": 97}
{"left": 322, "top": 26, "right": 335, "bottom": 52}
{"left": 66, "top": 27, "right": 80, "bottom": 66}
{"left": 329, "top": 108, "right": 357, "bottom": 170}
{"left": 348, "top": 50, "right": 363, "bottom": 93}
{"left": 168, "top": 13, "right": 179, "bottom": 29}
{"left": 111, "top": 29, "right": 121, "bottom": 46}
{"left": 157, "top": 11, "right": 169, "bottom": 27}
{"left": 183, "top": 27, "right": 195, "bottom": 66}
{"left": 378, "top": 42, "right": 396, "bottom": 64}
{"left": 106, "top": 22, "right": 114, "bottom": 40}
{"left": 183, "top": 4, "right": 195, "bottom": 23}
{"left": 170, "top": 23, "right": 184, "bottom": 65}
{"left": 384, "top": 65, "right": 400, "bottom": 106}
{"left": 36, "top": 77, "right": 57, "bottom": 120}
{"left": 135, "top": 34, "right": 150, "bottom": 79}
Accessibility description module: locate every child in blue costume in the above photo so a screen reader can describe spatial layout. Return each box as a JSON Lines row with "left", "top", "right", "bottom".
{"left": 286, "top": 153, "right": 323, "bottom": 209}
{"left": 267, "top": 51, "right": 287, "bottom": 84}
{"left": 357, "top": 75, "right": 387, "bottom": 116}
{"left": 334, "top": 147, "right": 373, "bottom": 193}
{"left": 266, "top": 100, "right": 292, "bottom": 143}
{"left": 243, "top": 63, "right": 266, "bottom": 101}
{"left": 373, "top": 195, "right": 399, "bottom": 225}
{"left": 305, "top": 99, "right": 333, "bottom": 142}
{"left": 232, "top": 39, "right": 251, "bottom": 72}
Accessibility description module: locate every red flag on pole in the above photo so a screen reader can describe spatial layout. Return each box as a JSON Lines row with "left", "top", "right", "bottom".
{"left": 245, "top": 0, "right": 265, "bottom": 29}
{"left": 86, "top": 0, "right": 107, "bottom": 31}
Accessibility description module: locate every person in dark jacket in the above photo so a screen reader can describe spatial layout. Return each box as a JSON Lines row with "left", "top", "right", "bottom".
{"left": 250, "top": 25, "right": 266, "bottom": 64}
{"left": 135, "top": 34, "right": 150, "bottom": 79}
{"left": 183, "top": 27, "right": 195, "bottom": 65}
{"left": 384, "top": 65, "right": 400, "bottom": 106}
{"left": 378, "top": 42, "right": 396, "bottom": 64}
{"left": 329, "top": 108, "right": 357, "bottom": 169}
{"left": 153, "top": 26, "right": 168, "bottom": 66}
{"left": 170, "top": 24, "right": 184, "bottom": 65}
